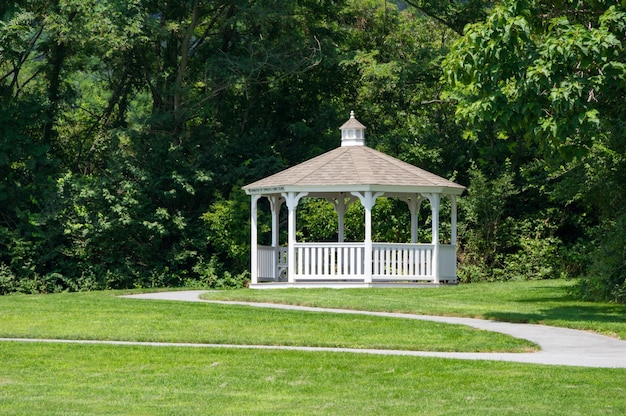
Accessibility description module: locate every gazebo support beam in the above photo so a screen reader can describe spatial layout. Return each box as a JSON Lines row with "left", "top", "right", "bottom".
{"left": 250, "top": 195, "right": 261, "bottom": 285}
{"left": 283, "top": 191, "right": 308, "bottom": 283}
{"left": 401, "top": 195, "right": 423, "bottom": 244}
{"left": 450, "top": 195, "right": 457, "bottom": 246}
{"left": 424, "top": 193, "right": 440, "bottom": 283}
{"left": 337, "top": 197, "right": 346, "bottom": 243}
{"left": 269, "top": 196, "right": 284, "bottom": 280}
{"left": 352, "top": 191, "right": 383, "bottom": 283}
{"left": 269, "top": 196, "right": 283, "bottom": 248}
{"left": 329, "top": 194, "right": 356, "bottom": 243}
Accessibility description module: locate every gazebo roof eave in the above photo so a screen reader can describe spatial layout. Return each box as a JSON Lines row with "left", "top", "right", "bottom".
{"left": 243, "top": 183, "right": 465, "bottom": 196}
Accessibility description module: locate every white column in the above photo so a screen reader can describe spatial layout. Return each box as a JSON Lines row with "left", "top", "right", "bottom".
{"left": 337, "top": 196, "right": 346, "bottom": 243}
{"left": 269, "top": 196, "right": 282, "bottom": 248}
{"left": 250, "top": 195, "right": 261, "bottom": 285}
{"left": 352, "top": 191, "right": 383, "bottom": 283}
{"left": 426, "top": 193, "right": 441, "bottom": 283}
{"left": 269, "top": 196, "right": 283, "bottom": 280}
{"left": 330, "top": 194, "right": 355, "bottom": 243}
{"left": 404, "top": 195, "right": 423, "bottom": 244}
{"left": 450, "top": 195, "right": 457, "bottom": 246}
{"left": 283, "top": 192, "right": 308, "bottom": 283}
{"left": 450, "top": 194, "right": 458, "bottom": 281}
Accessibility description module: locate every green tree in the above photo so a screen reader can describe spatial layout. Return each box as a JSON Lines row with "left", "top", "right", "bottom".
{"left": 443, "top": 0, "right": 626, "bottom": 300}
{"left": 403, "top": 0, "right": 489, "bottom": 34}
{"left": 1, "top": 0, "right": 353, "bottom": 291}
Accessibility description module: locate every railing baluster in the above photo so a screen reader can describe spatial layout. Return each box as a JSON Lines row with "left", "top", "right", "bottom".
{"left": 322, "top": 247, "right": 330, "bottom": 275}
{"left": 401, "top": 249, "right": 407, "bottom": 275}
{"left": 372, "top": 247, "right": 377, "bottom": 276}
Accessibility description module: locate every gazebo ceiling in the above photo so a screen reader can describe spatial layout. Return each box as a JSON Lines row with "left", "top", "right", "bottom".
{"left": 243, "top": 143, "right": 465, "bottom": 196}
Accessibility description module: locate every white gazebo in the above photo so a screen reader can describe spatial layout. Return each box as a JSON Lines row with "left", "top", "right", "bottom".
{"left": 243, "top": 112, "right": 465, "bottom": 288}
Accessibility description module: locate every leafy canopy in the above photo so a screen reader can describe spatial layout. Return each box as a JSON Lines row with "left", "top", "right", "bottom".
{"left": 443, "top": 0, "right": 626, "bottom": 163}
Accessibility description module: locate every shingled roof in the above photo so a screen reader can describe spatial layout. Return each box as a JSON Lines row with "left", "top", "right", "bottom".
{"left": 243, "top": 113, "right": 465, "bottom": 196}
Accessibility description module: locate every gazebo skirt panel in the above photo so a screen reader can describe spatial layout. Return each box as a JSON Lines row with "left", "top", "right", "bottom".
{"left": 255, "top": 242, "right": 457, "bottom": 284}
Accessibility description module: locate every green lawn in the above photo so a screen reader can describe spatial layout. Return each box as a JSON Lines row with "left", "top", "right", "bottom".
{"left": 0, "top": 290, "right": 532, "bottom": 352}
{"left": 201, "top": 279, "right": 626, "bottom": 339}
{"left": 1, "top": 279, "right": 626, "bottom": 415}
{"left": 1, "top": 342, "right": 625, "bottom": 415}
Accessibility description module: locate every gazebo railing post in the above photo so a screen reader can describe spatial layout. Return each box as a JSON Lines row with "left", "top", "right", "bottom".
{"left": 352, "top": 191, "right": 383, "bottom": 283}
{"left": 269, "top": 196, "right": 284, "bottom": 280}
{"left": 450, "top": 195, "right": 458, "bottom": 282}
{"left": 425, "top": 193, "right": 441, "bottom": 284}
{"left": 283, "top": 191, "right": 308, "bottom": 283}
{"left": 401, "top": 194, "right": 423, "bottom": 244}
{"left": 250, "top": 195, "right": 261, "bottom": 285}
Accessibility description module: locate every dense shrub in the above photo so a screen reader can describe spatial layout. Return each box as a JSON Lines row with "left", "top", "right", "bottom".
{"left": 574, "top": 216, "right": 626, "bottom": 303}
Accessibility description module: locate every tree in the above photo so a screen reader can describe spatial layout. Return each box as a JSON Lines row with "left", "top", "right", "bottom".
{"left": 0, "top": 0, "right": 350, "bottom": 291}
{"left": 443, "top": 0, "right": 626, "bottom": 300}
{"left": 403, "top": 0, "right": 489, "bottom": 34}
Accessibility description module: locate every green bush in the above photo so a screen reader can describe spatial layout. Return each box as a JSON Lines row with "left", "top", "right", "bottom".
{"left": 0, "top": 263, "right": 16, "bottom": 295}
{"left": 457, "top": 166, "right": 573, "bottom": 282}
{"left": 192, "top": 255, "right": 249, "bottom": 289}
{"left": 575, "top": 216, "right": 626, "bottom": 303}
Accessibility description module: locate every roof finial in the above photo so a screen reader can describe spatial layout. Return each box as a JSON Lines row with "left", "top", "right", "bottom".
{"left": 350, "top": 110, "right": 355, "bottom": 119}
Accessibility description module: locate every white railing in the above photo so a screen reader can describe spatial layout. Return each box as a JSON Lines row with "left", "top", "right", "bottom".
{"left": 294, "top": 243, "right": 365, "bottom": 279}
{"left": 257, "top": 243, "right": 456, "bottom": 283}
{"left": 372, "top": 243, "right": 434, "bottom": 280}
{"left": 257, "top": 246, "right": 288, "bottom": 281}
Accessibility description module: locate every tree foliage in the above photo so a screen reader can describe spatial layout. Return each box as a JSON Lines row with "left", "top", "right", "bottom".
{"left": 0, "top": 0, "right": 624, "bottom": 300}
{"left": 443, "top": 0, "right": 626, "bottom": 161}
{"left": 444, "top": 0, "right": 626, "bottom": 300}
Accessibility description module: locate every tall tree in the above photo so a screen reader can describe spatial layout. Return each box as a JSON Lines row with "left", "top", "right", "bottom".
{"left": 1, "top": 0, "right": 350, "bottom": 291}
{"left": 443, "top": 0, "right": 626, "bottom": 299}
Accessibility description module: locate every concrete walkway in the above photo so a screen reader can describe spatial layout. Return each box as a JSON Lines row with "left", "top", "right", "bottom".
{"left": 4, "top": 290, "right": 624, "bottom": 368}
{"left": 118, "top": 290, "right": 626, "bottom": 369}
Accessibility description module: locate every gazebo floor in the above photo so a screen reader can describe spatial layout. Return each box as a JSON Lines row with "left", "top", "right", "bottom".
{"left": 249, "top": 281, "right": 457, "bottom": 289}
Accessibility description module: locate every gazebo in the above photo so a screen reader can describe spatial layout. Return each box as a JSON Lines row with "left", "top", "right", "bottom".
{"left": 243, "top": 112, "right": 465, "bottom": 288}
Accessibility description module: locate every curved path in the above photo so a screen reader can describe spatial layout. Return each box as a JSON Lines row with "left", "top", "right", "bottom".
{"left": 3, "top": 291, "right": 625, "bottom": 368}
{"left": 118, "top": 290, "right": 626, "bottom": 368}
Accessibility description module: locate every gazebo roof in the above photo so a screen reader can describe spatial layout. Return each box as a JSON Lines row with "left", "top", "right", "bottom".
{"left": 243, "top": 113, "right": 465, "bottom": 196}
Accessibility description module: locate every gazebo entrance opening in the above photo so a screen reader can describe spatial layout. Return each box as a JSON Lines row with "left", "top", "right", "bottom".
{"left": 244, "top": 112, "right": 465, "bottom": 288}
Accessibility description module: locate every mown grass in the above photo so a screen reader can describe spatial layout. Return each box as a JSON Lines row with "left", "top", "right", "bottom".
{"left": 0, "top": 281, "right": 626, "bottom": 416}
{"left": 1, "top": 342, "right": 625, "bottom": 415}
{"left": 201, "top": 279, "right": 626, "bottom": 339}
{"left": 0, "top": 290, "right": 533, "bottom": 352}
{"left": 2, "top": 280, "right": 626, "bottom": 415}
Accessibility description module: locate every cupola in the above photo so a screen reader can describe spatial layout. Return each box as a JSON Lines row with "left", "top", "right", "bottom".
{"left": 339, "top": 111, "right": 366, "bottom": 146}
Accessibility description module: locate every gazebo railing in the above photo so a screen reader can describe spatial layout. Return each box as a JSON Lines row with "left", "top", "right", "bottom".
{"left": 438, "top": 244, "right": 457, "bottom": 281}
{"left": 257, "top": 246, "right": 288, "bottom": 281}
{"left": 372, "top": 243, "right": 434, "bottom": 279}
{"left": 294, "top": 242, "right": 365, "bottom": 279}
{"left": 256, "top": 242, "right": 456, "bottom": 282}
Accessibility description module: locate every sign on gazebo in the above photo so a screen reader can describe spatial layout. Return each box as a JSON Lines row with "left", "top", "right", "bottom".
{"left": 243, "top": 112, "right": 465, "bottom": 288}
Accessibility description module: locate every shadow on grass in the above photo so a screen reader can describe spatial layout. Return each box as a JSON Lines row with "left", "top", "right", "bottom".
{"left": 483, "top": 283, "right": 626, "bottom": 325}
{"left": 484, "top": 304, "right": 626, "bottom": 325}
